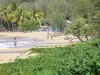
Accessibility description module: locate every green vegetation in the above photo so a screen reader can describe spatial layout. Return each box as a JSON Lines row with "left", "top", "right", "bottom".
{"left": 21, "top": 20, "right": 39, "bottom": 32}
{"left": 0, "top": 0, "right": 44, "bottom": 31}
{"left": 0, "top": 39, "right": 100, "bottom": 75}
{"left": 0, "top": 0, "right": 100, "bottom": 74}
{"left": 0, "top": 0, "right": 100, "bottom": 41}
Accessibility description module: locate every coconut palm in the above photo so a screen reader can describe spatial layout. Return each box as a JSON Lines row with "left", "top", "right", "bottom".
{"left": 1, "top": 8, "right": 10, "bottom": 30}
{"left": 0, "top": 1, "right": 18, "bottom": 31}
{"left": 35, "top": 11, "right": 44, "bottom": 24}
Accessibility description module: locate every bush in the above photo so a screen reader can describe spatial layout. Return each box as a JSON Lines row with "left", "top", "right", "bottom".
{"left": 0, "top": 39, "right": 100, "bottom": 75}
{"left": 21, "top": 20, "right": 39, "bottom": 31}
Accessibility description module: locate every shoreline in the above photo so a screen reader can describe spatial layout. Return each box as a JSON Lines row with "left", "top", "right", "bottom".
{"left": 0, "top": 32, "right": 79, "bottom": 64}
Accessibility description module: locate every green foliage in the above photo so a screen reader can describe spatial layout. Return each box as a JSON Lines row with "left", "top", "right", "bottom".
{"left": 21, "top": 20, "right": 39, "bottom": 31}
{"left": 0, "top": 0, "right": 100, "bottom": 33}
{"left": 66, "top": 17, "right": 87, "bottom": 41}
{"left": 1, "top": 39, "right": 100, "bottom": 75}
{"left": 52, "top": 12, "right": 65, "bottom": 29}
{"left": 0, "top": 0, "right": 44, "bottom": 31}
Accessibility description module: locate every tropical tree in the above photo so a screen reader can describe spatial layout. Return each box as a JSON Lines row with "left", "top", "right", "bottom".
{"left": 66, "top": 17, "right": 93, "bottom": 42}
{"left": 22, "top": 19, "right": 39, "bottom": 32}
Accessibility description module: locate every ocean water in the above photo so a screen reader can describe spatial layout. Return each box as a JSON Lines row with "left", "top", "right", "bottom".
{"left": 0, "top": 37, "right": 39, "bottom": 49}
{"left": 0, "top": 43, "right": 9, "bottom": 49}
{"left": 0, "top": 37, "right": 67, "bottom": 49}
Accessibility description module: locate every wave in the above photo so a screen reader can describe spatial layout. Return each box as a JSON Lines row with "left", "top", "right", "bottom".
{"left": 0, "top": 43, "right": 9, "bottom": 49}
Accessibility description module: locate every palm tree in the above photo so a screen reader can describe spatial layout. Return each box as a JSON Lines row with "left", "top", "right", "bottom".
{"left": 0, "top": 1, "right": 18, "bottom": 31}
{"left": 35, "top": 11, "right": 44, "bottom": 25}
{"left": 1, "top": 8, "right": 10, "bottom": 31}
{"left": 0, "top": 8, "right": 4, "bottom": 29}
{"left": 31, "top": 7, "right": 37, "bottom": 21}
{"left": 31, "top": 7, "right": 44, "bottom": 24}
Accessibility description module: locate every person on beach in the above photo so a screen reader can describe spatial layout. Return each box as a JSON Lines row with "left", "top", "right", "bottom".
{"left": 13, "top": 38, "right": 17, "bottom": 47}
{"left": 49, "top": 25, "right": 54, "bottom": 39}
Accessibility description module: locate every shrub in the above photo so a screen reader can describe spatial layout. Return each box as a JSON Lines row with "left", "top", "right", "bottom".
{"left": 0, "top": 39, "right": 100, "bottom": 75}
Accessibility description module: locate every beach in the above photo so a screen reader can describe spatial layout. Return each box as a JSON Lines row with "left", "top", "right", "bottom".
{"left": 0, "top": 32, "right": 79, "bottom": 64}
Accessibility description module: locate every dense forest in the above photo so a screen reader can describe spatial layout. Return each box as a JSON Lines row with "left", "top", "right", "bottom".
{"left": 0, "top": 0, "right": 100, "bottom": 40}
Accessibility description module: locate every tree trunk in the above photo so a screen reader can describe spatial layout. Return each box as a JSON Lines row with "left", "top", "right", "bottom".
{"left": 12, "top": 23, "right": 14, "bottom": 31}
{"left": 7, "top": 21, "right": 9, "bottom": 31}
{"left": 85, "top": 35, "right": 89, "bottom": 41}
{"left": 77, "top": 35, "right": 84, "bottom": 42}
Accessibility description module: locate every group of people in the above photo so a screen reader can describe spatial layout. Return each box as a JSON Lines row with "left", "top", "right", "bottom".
{"left": 13, "top": 25, "right": 54, "bottom": 47}
{"left": 40, "top": 25, "right": 54, "bottom": 39}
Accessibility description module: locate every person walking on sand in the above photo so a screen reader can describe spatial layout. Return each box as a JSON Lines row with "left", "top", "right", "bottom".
{"left": 13, "top": 38, "right": 17, "bottom": 47}
{"left": 49, "top": 25, "right": 54, "bottom": 39}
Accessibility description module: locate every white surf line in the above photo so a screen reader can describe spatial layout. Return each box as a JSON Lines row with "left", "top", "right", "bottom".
{"left": 0, "top": 43, "right": 10, "bottom": 49}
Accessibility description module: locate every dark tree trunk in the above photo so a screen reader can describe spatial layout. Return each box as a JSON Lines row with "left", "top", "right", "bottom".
{"left": 85, "top": 35, "right": 89, "bottom": 41}
{"left": 12, "top": 23, "right": 14, "bottom": 31}
{"left": 77, "top": 35, "right": 84, "bottom": 42}
{"left": 7, "top": 21, "right": 10, "bottom": 31}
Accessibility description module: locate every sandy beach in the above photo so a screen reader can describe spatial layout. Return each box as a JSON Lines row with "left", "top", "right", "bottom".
{"left": 0, "top": 32, "right": 79, "bottom": 64}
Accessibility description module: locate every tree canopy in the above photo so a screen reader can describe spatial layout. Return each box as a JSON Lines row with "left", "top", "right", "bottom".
{"left": 0, "top": 0, "right": 100, "bottom": 40}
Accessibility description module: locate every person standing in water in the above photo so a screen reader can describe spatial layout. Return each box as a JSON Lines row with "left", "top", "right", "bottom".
{"left": 14, "top": 38, "right": 17, "bottom": 47}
